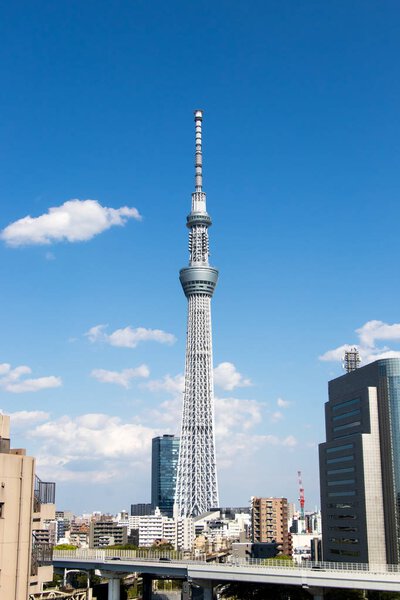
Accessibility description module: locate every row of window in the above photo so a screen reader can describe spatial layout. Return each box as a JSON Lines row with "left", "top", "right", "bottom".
{"left": 333, "top": 420, "right": 360, "bottom": 432}
{"left": 332, "top": 409, "right": 360, "bottom": 422}
{"left": 327, "top": 502, "right": 357, "bottom": 509}
{"left": 327, "top": 454, "right": 354, "bottom": 465}
{"left": 326, "top": 443, "right": 353, "bottom": 454}
{"left": 327, "top": 467, "right": 354, "bottom": 475}
{"left": 327, "top": 479, "right": 355, "bottom": 486}
{"left": 328, "top": 491, "right": 355, "bottom": 497}
{"left": 330, "top": 549, "right": 360, "bottom": 557}
{"left": 329, "top": 537, "right": 359, "bottom": 544}
{"left": 332, "top": 398, "right": 360, "bottom": 412}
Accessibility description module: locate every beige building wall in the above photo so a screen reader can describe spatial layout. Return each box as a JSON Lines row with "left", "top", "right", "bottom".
{"left": 251, "top": 496, "right": 292, "bottom": 556}
{"left": 0, "top": 415, "right": 55, "bottom": 598}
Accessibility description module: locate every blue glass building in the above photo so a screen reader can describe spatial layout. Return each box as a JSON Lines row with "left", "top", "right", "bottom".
{"left": 319, "top": 358, "right": 400, "bottom": 564}
{"left": 151, "top": 435, "right": 180, "bottom": 517}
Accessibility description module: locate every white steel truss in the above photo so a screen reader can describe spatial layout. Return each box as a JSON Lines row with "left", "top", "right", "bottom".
{"left": 175, "top": 111, "right": 219, "bottom": 517}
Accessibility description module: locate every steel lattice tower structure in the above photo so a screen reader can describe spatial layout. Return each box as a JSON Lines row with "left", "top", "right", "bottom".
{"left": 175, "top": 110, "right": 219, "bottom": 518}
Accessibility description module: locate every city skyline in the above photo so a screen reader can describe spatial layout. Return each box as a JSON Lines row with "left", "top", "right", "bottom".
{"left": 1, "top": 1, "right": 400, "bottom": 513}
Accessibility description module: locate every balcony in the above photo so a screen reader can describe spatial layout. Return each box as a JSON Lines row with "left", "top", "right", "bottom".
{"left": 33, "top": 475, "right": 56, "bottom": 512}
{"left": 31, "top": 534, "right": 53, "bottom": 576}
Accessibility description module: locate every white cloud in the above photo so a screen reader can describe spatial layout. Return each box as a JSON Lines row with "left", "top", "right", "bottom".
{"left": 86, "top": 324, "right": 107, "bottom": 343}
{"left": 85, "top": 324, "right": 176, "bottom": 348}
{"left": 144, "top": 374, "right": 185, "bottom": 395}
{"left": 213, "top": 362, "right": 251, "bottom": 391}
{"left": 30, "top": 413, "right": 158, "bottom": 482}
{"left": 356, "top": 320, "right": 400, "bottom": 348}
{"left": 277, "top": 397, "right": 290, "bottom": 408}
{"left": 215, "top": 397, "right": 262, "bottom": 435}
{"left": 319, "top": 320, "right": 400, "bottom": 367}
{"left": 91, "top": 365, "right": 150, "bottom": 388}
{"left": 0, "top": 363, "right": 62, "bottom": 393}
{"left": 7, "top": 410, "right": 50, "bottom": 427}
{"left": 270, "top": 411, "right": 284, "bottom": 423}
{"left": 109, "top": 327, "right": 175, "bottom": 348}
{"left": 319, "top": 344, "right": 354, "bottom": 363}
{"left": 1, "top": 199, "right": 141, "bottom": 247}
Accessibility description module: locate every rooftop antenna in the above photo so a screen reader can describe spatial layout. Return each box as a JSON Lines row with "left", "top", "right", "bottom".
{"left": 343, "top": 347, "right": 361, "bottom": 373}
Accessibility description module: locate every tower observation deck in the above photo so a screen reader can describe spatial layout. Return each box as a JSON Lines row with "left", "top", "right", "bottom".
{"left": 175, "top": 110, "right": 219, "bottom": 517}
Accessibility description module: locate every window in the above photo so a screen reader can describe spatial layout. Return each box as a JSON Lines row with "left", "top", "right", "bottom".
{"left": 326, "top": 443, "right": 353, "bottom": 453}
{"left": 332, "top": 398, "right": 360, "bottom": 412}
{"left": 327, "top": 479, "right": 355, "bottom": 486}
{"left": 330, "top": 549, "right": 360, "bottom": 557}
{"left": 327, "top": 467, "right": 355, "bottom": 475}
{"left": 0, "top": 502, "right": 4, "bottom": 518}
{"left": 333, "top": 409, "right": 360, "bottom": 421}
{"left": 328, "top": 491, "right": 356, "bottom": 497}
{"left": 327, "top": 455, "right": 354, "bottom": 464}
{"left": 333, "top": 421, "right": 360, "bottom": 432}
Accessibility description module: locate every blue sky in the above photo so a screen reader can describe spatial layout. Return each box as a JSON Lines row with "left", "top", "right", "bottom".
{"left": 1, "top": 0, "right": 400, "bottom": 514}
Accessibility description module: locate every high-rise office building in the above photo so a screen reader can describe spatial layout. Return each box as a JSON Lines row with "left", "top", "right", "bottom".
{"left": 152, "top": 434, "right": 180, "bottom": 517}
{"left": 175, "top": 111, "right": 219, "bottom": 517}
{"left": 251, "top": 497, "right": 292, "bottom": 556}
{"left": 319, "top": 357, "right": 400, "bottom": 564}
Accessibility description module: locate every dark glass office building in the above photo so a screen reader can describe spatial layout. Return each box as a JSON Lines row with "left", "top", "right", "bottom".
{"left": 319, "top": 358, "right": 400, "bottom": 564}
{"left": 151, "top": 435, "right": 180, "bottom": 517}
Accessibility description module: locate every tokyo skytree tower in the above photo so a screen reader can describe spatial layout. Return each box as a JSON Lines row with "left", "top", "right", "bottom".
{"left": 175, "top": 110, "right": 219, "bottom": 517}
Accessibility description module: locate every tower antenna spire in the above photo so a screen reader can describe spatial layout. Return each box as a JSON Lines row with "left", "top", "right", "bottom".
{"left": 194, "top": 110, "right": 203, "bottom": 192}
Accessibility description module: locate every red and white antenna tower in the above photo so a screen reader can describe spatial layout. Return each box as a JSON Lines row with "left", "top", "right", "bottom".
{"left": 297, "top": 470, "right": 305, "bottom": 521}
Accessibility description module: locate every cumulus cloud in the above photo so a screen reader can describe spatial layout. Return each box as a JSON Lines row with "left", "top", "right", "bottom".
{"left": 85, "top": 324, "right": 176, "bottom": 348}
{"left": 30, "top": 413, "right": 158, "bottom": 482}
{"left": 213, "top": 362, "right": 251, "bottom": 391}
{"left": 277, "top": 397, "right": 290, "bottom": 408}
{"left": 144, "top": 374, "right": 185, "bottom": 395}
{"left": 1, "top": 199, "right": 141, "bottom": 247}
{"left": 91, "top": 365, "right": 150, "bottom": 388}
{"left": 319, "top": 320, "right": 400, "bottom": 366}
{"left": 0, "top": 363, "right": 62, "bottom": 393}
{"left": 7, "top": 410, "right": 50, "bottom": 427}
{"left": 270, "top": 411, "right": 284, "bottom": 423}
{"left": 356, "top": 320, "right": 400, "bottom": 348}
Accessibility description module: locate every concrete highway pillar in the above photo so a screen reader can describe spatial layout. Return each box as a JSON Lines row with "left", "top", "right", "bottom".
{"left": 142, "top": 574, "right": 153, "bottom": 600}
{"left": 309, "top": 587, "right": 324, "bottom": 600}
{"left": 200, "top": 580, "right": 213, "bottom": 600}
{"left": 108, "top": 577, "right": 121, "bottom": 600}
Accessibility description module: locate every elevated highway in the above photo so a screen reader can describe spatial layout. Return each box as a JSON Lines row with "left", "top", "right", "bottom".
{"left": 53, "top": 549, "right": 400, "bottom": 600}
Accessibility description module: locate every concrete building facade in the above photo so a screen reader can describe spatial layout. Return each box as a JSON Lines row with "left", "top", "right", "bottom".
{"left": 251, "top": 497, "right": 292, "bottom": 556}
{"left": 89, "top": 521, "right": 128, "bottom": 548}
{"left": 319, "top": 357, "right": 400, "bottom": 564}
{"left": 0, "top": 414, "right": 55, "bottom": 597}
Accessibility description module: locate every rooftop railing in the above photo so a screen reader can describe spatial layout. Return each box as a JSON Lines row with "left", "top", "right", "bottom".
{"left": 33, "top": 475, "right": 56, "bottom": 511}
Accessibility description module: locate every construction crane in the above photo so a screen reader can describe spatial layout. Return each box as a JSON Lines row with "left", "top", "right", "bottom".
{"left": 297, "top": 470, "right": 305, "bottom": 522}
